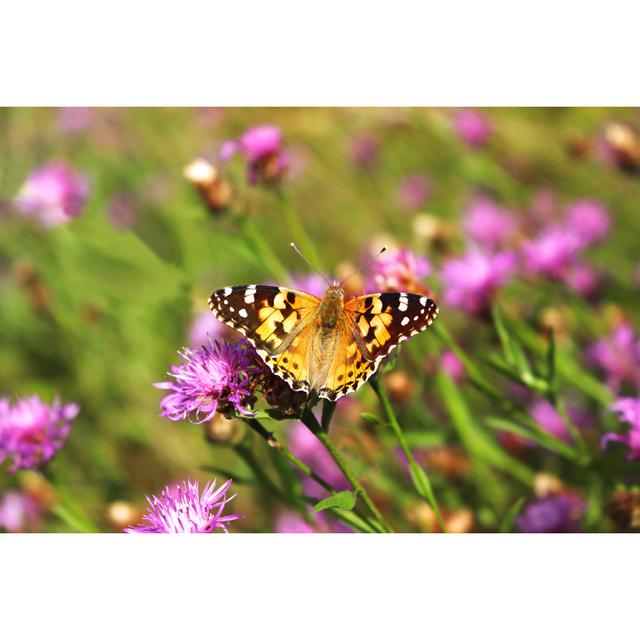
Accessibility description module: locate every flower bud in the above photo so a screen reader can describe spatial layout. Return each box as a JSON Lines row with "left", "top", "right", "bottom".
{"left": 384, "top": 371, "right": 415, "bottom": 405}
{"left": 205, "top": 414, "right": 245, "bottom": 445}
{"left": 533, "top": 472, "right": 564, "bottom": 498}
{"left": 183, "top": 158, "right": 233, "bottom": 213}
{"left": 608, "top": 489, "right": 640, "bottom": 530}
{"left": 600, "top": 122, "right": 640, "bottom": 173}
{"left": 445, "top": 508, "right": 474, "bottom": 533}
{"left": 107, "top": 500, "right": 143, "bottom": 530}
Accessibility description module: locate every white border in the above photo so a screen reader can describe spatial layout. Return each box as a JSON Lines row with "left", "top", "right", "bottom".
{"left": 1, "top": 1, "right": 640, "bottom": 105}
{"left": 1, "top": 534, "right": 637, "bottom": 637}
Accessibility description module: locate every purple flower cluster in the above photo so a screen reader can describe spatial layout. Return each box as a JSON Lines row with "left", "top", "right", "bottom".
{"left": 586, "top": 324, "right": 640, "bottom": 393}
{"left": 0, "top": 491, "right": 41, "bottom": 532}
{"left": 14, "top": 163, "right": 89, "bottom": 226}
{"left": 516, "top": 493, "right": 585, "bottom": 533}
{"left": 523, "top": 199, "right": 610, "bottom": 294}
{"left": 155, "top": 340, "right": 261, "bottom": 422}
{"left": 463, "top": 196, "right": 517, "bottom": 251}
{"left": 602, "top": 397, "right": 640, "bottom": 461}
{"left": 441, "top": 249, "right": 516, "bottom": 315}
{"left": 221, "top": 124, "right": 288, "bottom": 185}
{"left": 125, "top": 478, "right": 241, "bottom": 533}
{"left": 452, "top": 109, "right": 492, "bottom": 149}
{"left": 366, "top": 247, "right": 431, "bottom": 294}
{"left": 0, "top": 396, "right": 79, "bottom": 472}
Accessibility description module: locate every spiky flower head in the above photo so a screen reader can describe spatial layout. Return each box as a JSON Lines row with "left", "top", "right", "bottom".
{"left": 602, "top": 397, "right": 640, "bottom": 461}
{"left": 0, "top": 396, "right": 79, "bottom": 472}
{"left": 155, "top": 340, "right": 262, "bottom": 422}
{"left": 125, "top": 478, "right": 242, "bottom": 533}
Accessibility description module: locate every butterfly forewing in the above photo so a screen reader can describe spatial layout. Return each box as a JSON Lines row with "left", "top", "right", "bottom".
{"left": 208, "top": 285, "right": 320, "bottom": 353}
{"left": 345, "top": 292, "right": 438, "bottom": 362}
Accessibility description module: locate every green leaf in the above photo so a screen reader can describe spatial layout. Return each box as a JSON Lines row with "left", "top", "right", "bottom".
{"left": 499, "top": 497, "right": 526, "bottom": 533}
{"left": 360, "top": 412, "right": 384, "bottom": 425}
{"left": 313, "top": 490, "right": 357, "bottom": 513}
{"left": 436, "top": 371, "right": 534, "bottom": 485}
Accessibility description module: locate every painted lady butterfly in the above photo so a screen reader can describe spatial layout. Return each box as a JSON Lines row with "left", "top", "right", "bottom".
{"left": 208, "top": 281, "right": 438, "bottom": 402}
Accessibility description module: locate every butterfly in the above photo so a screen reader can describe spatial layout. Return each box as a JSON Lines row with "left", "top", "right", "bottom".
{"left": 208, "top": 282, "right": 438, "bottom": 402}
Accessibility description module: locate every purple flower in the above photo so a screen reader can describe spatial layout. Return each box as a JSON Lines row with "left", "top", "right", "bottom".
{"left": 125, "top": 478, "right": 242, "bottom": 533}
{"left": 529, "top": 399, "right": 574, "bottom": 442}
{"left": 586, "top": 324, "right": 640, "bottom": 393}
{"left": 275, "top": 508, "right": 352, "bottom": 533}
{"left": 441, "top": 249, "right": 516, "bottom": 315}
{"left": 441, "top": 350, "right": 465, "bottom": 383}
{"left": 602, "top": 397, "right": 640, "bottom": 461}
{"left": 522, "top": 226, "right": 580, "bottom": 280}
{"left": 348, "top": 133, "right": 379, "bottom": 170}
{"left": 289, "top": 422, "right": 350, "bottom": 498}
{"left": 57, "top": 107, "right": 94, "bottom": 133}
{"left": 396, "top": 174, "right": 432, "bottom": 211}
{"left": 453, "top": 109, "right": 492, "bottom": 148}
{"left": 463, "top": 196, "right": 517, "bottom": 250}
{"left": 155, "top": 340, "right": 261, "bottom": 422}
{"left": 564, "top": 199, "right": 611, "bottom": 247}
{"left": 275, "top": 510, "right": 316, "bottom": 533}
{"left": 0, "top": 491, "right": 41, "bottom": 532}
{"left": 0, "top": 396, "right": 79, "bottom": 472}
{"left": 187, "top": 310, "right": 225, "bottom": 347}
{"left": 516, "top": 494, "right": 585, "bottom": 533}
{"left": 366, "top": 247, "right": 431, "bottom": 294}
{"left": 14, "top": 163, "right": 89, "bottom": 227}
{"left": 565, "top": 262, "right": 601, "bottom": 299}
{"left": 221, "top": 124, "right": 288, "bottom": 185}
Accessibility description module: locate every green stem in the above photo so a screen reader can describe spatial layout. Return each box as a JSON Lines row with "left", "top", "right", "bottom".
{"left": 242, "top": 417, "right": 378, "bottom": 532}
{"left": 555, "top": 397, "right": 590, "bottom": 457}
{"left": 301, "top": 410, "right": 393, "bottom": 533}
{"left": 237, "top": 214, "right": 289, "bottom": 282}
{"left": 276, "top": 188, "right": 323, "bottom": 271}
{"left": 370, "top": 378, "right": 447, "bottom": 532}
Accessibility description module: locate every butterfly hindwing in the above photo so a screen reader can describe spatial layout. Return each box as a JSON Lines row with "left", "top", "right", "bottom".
{"left": 345, "top": 292, "right": 438, "bottom": 362}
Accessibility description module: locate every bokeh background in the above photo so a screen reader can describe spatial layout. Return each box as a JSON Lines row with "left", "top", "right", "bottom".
{"left": 1, "top": 107, "right": 639, "bottom": 533}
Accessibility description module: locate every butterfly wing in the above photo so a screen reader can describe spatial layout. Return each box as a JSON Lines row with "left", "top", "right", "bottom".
{"left": 209, "top": 285, "right": 320, "bottom": 393}
{"left": 345, "top": 290, "right": 438, "bottom": 362}
{"left": 318, "top": 292, "right": 438, "bottom": 402}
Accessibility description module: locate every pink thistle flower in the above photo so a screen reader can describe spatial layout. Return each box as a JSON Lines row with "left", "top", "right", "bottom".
{"left": 586, "top": 324, "right": 640, "bottom": 393}
{"left": 396, "top": 174, "right": 432, "bottom": 211}
{"left": 0, "top": 491, "right": 41, "bottom": 532}
{"left": 522, "top": 226, "right": 581, "bottom": 280}
{"left": 289, "top": 422, "right": 350, "bottom": 499}
{"left": 366, "top": 247, "right": 431, "bottom": 294}
{"left": 57, "top": 107, "right": 94, "bottom": 133}
{"left": 602, "top": 397, "right": 640, "bottom": 461}
{"left": 14, "top": 163, "right": 89, "bottom": 227}
{"left": 0, "top": 396, "right": 79, "bottom": 472}
{"left": 529, "top": 399, "right": 590, "bottom": 443}
{"left": 441, "top": 249, "right": 516, "bottom": 315}
{"left": 125, "top": 478, "right": 242, "bottom": 533}
{"left": 221, "top": 124, "right": 288, "bottom": 185}
{"left": 463, "top": 195, "right": 517, "bottom": 250}
{"left": 154, "top": 340, "right": 262, "bottom": 422}
{"left": 453, "top": 109, "right": 492, "bottom": 148}
{"left": 564, "top": 199, "right": 611, "bottom": 247}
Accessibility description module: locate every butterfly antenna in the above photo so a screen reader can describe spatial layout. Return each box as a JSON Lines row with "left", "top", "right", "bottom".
{"left": 339, "top": 246, "right": 387, "bottom": 287}
{"left": 290, "top": 242, "right": 332, "bottom": 286}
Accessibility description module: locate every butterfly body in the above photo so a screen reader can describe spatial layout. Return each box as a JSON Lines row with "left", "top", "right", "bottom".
{"left": 209, "top": 282, "right": 438, "bottom": 402}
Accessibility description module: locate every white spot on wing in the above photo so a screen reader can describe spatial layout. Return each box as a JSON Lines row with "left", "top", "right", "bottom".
{"left": 239, "top": 308, "right": 248, "bottom": 318}
{"left": 401, "top": 317, "right": 410, "bottom": 326}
